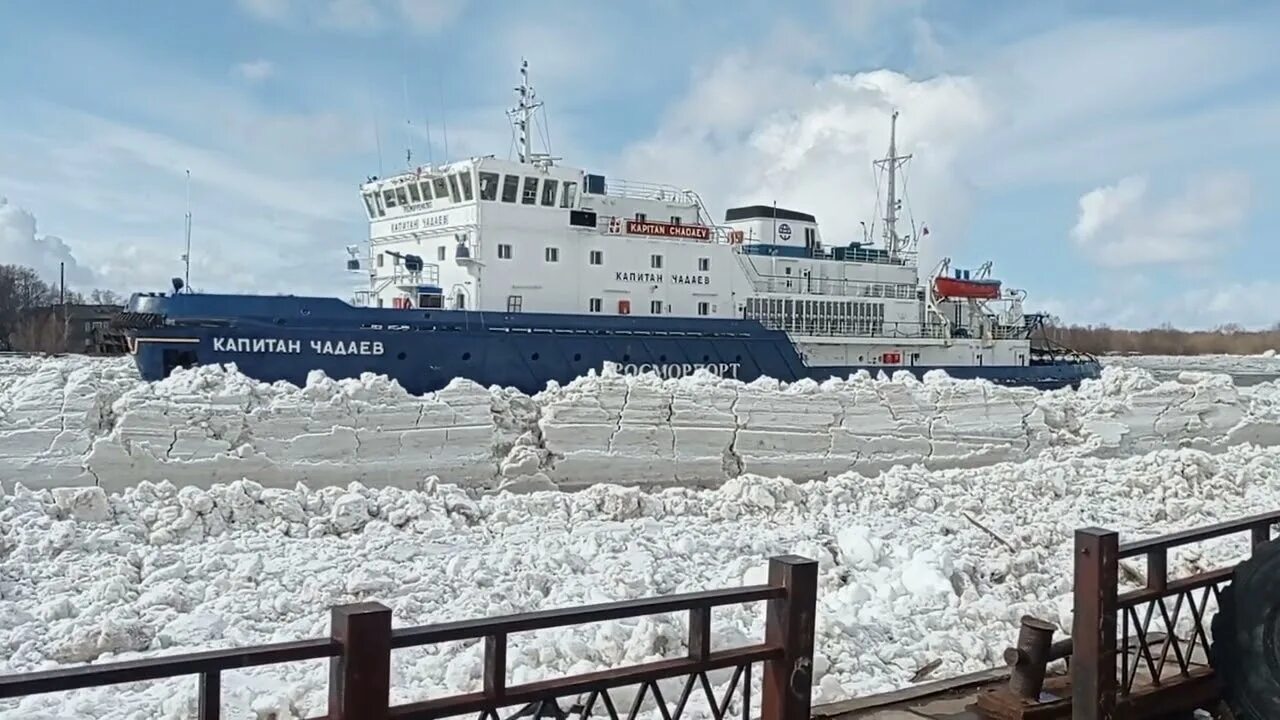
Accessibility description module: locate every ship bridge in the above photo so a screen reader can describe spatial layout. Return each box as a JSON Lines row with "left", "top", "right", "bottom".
{"left": 724, "top": 205, "right": 909, "bottom": 266}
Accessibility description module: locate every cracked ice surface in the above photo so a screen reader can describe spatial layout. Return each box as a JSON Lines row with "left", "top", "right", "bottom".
{"left": 3, "top": 357, "right": 1280, "bottom": 491}
{"left": 3, "top": 445, "right": 1279, "bottom": 718}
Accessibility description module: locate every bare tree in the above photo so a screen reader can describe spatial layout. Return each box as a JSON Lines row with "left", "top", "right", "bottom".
{"left": 0, "top": 264, "right": 57, "bottom": 344}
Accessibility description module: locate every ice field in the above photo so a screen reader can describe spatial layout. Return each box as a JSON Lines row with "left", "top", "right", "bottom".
{"left": 3, "top": 355, "right": 1280, "bottom": 719}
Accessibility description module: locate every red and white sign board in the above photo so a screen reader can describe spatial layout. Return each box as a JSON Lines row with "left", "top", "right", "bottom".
{"left": 608, "top": 217, "right": 712, "bottom": 241}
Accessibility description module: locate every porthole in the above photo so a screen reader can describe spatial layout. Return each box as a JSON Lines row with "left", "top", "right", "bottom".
{"left": 623, "top": 354, "right": 631, "bottom": 362}
{"left": 531, "top": 353, "right": 540, "bottom": 361}
{"left": 702, "top": 355, "right": 710, "bottom": 362}
{"left": 397, "top": 352, "right": 406, "bottom": 360}
{"left": 659, "top": 355, "right": 667, "bottom": 362}
{"left": 462, "top": 352, "right": 472, "bottom": 361}
{"left": 573, "top": 353, "right": 582, "bottom": 362}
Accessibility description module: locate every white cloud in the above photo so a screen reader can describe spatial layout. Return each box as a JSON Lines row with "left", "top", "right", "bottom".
{"left": 237, "top": 0, "right": 468, "bottom": 34}
{"left": 393, "top": 0, "right": 469, "bottom": 33}
{"left": 319, "top": 0, "right": 382, "bottom": 32}
{"left": 620, "top": 57, "right": 991, "bottom": 265}
{"left": 0, "top": 197, "right": 97, "bottom": 290}
{"left": 1070, "top": 172, "right": 1251, "bottom": 267}
{"left": 234, "top": 60, "right": 275, "bottom": 82}
{"left": 237, "top": 0, "right": 291, "bottom": 22}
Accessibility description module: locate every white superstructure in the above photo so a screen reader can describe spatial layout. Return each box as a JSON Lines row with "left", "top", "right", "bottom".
{"left": 348, "top": 61, "right": 1033, "bottom": 370}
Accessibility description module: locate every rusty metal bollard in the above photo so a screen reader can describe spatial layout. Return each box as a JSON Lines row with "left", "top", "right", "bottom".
{"left": 1004, "top": 615, "right": 1057, "bottom": 700}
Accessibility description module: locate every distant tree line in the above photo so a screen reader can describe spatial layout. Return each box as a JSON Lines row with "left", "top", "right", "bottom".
{"left": 1041, "top": 319, "right": 1280, "bottom": 356}
{"left": 0, "top": 263, "right": 124, "bottom": 352}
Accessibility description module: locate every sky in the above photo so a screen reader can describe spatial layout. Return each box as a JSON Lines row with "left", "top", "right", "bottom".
{"left": 2, "top": 0, "right": 1278, "bottom": 330}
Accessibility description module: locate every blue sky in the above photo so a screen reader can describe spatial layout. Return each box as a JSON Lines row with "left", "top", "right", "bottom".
{"left": 2, "top": 0, "right": 1278, "bottom": 329}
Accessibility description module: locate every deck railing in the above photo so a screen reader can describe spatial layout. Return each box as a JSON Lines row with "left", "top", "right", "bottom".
{"left": 1069, "top": 515, "right": 1278, "bottom": 718}
{"left": 0, "top": 556, "right": 817, "bottom": 720}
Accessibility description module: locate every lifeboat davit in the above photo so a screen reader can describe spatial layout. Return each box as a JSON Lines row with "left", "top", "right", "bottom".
{"left": 933, "top": 274, "right": 1002, "bottom": 300}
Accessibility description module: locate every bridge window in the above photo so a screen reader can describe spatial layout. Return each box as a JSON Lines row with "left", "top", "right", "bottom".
{"left": 447, "top": 174, "right": 462, "bottom": 203}
{"left": 589, "top": 297, "right": 602, "bottom": 312}
{"left": 501, "top": 175, "right": 519, "bottom": 203}
{"left": 698, "top": 257, "right": 710, "bottom": 272}
{"left": 697, "top": 302, "right": 710, "bottom": 316}
{"left": 460, "top": 172, "right": 474, "bottom": 201}
{"left": 479, "top": 172, "right": 499, "bottom": 201}
{"left": 507, "top": 295, "right": 523, "bottom": 312}
{"left": 408, "top": 183, "right": 422, "bottom": 203}
{"left": 541, "top": 179, "right": 558, "bottom": 206}
{"left": 561, "top": 181, "right": 577, "bottom": 208}
{"left": 383, "top": 189, "right": 397, "bottom": 208}
{"left": 545, "top": 247, "right": 559, "bottom": 262}
{"left": 395, "top": 186, "right": 409, "bottom": 206}
{"left": 522, "top": 176, "right": 538, "bottom": 205}
{"left": 498, "top": 243, "right": 512, "bottom": 260}
{"left": 650, "top": 300, "right": 662, "bottom": 314}
{"left": 362, "top": 193, "right": 377, "bottom": 218}
{"left": 589, "top": 250, "right": 603, "bottom": 265}
{"left": 432, "top": 177, "right": 449, "bottom": 202}
{"left": 650, "top": 254, "right": 663, "bottom": 269}
{"left": 419, "top": 180, "right": 433, "bottom": 201}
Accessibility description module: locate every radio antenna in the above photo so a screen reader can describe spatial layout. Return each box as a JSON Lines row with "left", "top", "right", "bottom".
{"left": 182, "top": 169, "right": 192, "bottom": 292}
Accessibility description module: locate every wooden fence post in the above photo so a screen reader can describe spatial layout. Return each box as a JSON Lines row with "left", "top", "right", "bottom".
{"left": 761, "top": 555, "right": 818, "bottom": 720}
{"left": 330, "top": 602, "right": 392, "bottom": 720}
{"left": 1072, "top": 528, "right": 1118, "bottom": 720}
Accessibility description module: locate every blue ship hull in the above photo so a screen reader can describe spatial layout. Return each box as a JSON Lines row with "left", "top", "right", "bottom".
{"left": 120, "top": 293, "right": 1101, "bottom": 395}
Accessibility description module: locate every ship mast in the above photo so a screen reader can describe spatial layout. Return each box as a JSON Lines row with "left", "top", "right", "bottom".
{"left": 510, "top": 59, "right": 543, "bottom": 164}
{"left": 873, "top": 110, "right": 912, "bottom": 259}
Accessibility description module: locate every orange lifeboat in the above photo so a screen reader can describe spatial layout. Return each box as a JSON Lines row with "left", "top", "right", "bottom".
{"left": 933, "top": 273, "right": 1001, "bottom": 300}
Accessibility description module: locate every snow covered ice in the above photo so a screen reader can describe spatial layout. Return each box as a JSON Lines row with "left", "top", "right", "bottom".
{"left": 3, "top": 355, "right": 1280, "bottom": 719}
{"left": 5, "top": 356, "right": 1280, "bottom": 492}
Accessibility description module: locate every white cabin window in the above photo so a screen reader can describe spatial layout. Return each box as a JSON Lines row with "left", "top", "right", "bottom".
{"left": 670, "top": 216, "right": 681, "bottom": 225}
{"left": 650, "top": 300, "right": 662, "bottom": 314}
{"left": 373, "top": 192, "right": 386, "bottom": 216}
{"left": 433, "top": 177, "right": 450, "bottom": 202}
{"left": 501, "top": 175, "right": 519, "bottom": 203}
{"left": 589, "top": 250, "right": 603, "bottom": 265}
{"left": 447, "top": 174, "right": 462, "bottom": 203}
{"left": 541, "top": 179, "right": 558, "bottom": 207}
{"left": 437, "top": 246, "right": 446, "bottom": 261}
{"left": 408, "top": 183, "right": 422, "bottom": 203}
{"left": 383, "top": 189, "right": 397, "bottom": 208}
{"left": 697, "top": 302, "right": 710, "bottom": 316}
{"left": 698, "top": 257, "right": 710, "bottom": 272}
{"left": 545, "top": 247, "right": 559, "bottom": 263}
{"left": 561, "top": 181, "right": 578, "bottom": 208}
{"left": 419, "top": 181, "right": 433, "bottom": 201}
{"left": 507, "top": 295, "right": 523, "bottom": 312}
{"left": 395, "top": 187, "right": 409, "bottom": 206}
{"left": 522, "top": 177, "right": 538, "bottom": 205}
{"left": 498, "top": 244, "right": 513, "bottom": 260}
{"left": 377, "top": 253, "right": 384, "bottom": 267}
{"left": 650, "top": 254, "right": 663, "bottom": 269}
{"left": 459, "top": 172, "right": 474, "bottom": 201}
{"left": 479, "top": 172, "right": 499, "bottom": 201}
{"left": 362, "top": 193, "right": 377, "bottom": 218}
{"left": 635, "top": 212, "right": 647, "bottom": 221}
{"left": 589, "top": 298, "right": 602, "bottom": 313}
